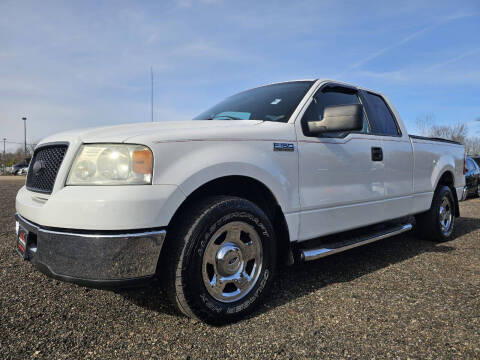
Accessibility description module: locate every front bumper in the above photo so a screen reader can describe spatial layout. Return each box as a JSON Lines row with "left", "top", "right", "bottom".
{"left": 15, "top": 213, "right": 166, "bottom": 287}
{"left": 16, "top": 184, "right": 185, "bottom": 231}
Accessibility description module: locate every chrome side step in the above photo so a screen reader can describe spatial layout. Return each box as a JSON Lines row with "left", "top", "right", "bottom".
{"left": 299, "top": 224, "right": 413, "bottom": 262}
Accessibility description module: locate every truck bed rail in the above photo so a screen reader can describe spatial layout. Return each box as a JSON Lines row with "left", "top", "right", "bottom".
{"left": 409, "top": 135, "right": 462, "bottom": 145}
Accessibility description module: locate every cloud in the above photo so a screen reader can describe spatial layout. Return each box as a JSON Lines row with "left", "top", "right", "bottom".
{"left": 357, "top": 68, "right": 480, "bottom": 86}
{"left": 428, "top": 48, "right": 480, "bottom": 70}
{"left": 175, "top": 0, "right": 223, "bottom": 8}
{"left": 0, "top": 0, "right": 479, "bottom": 148}
{"left": 347, "top": 25, "right": 436, "bottom": 72}
{"left": 342, "top": 11, "right": 479, "bottom": 74}
{"left": 355, "top": 44, "right": 480, "bottom": 86}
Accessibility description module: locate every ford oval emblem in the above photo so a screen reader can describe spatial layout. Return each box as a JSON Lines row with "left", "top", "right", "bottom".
{"left": 33, "top": 160, "right": 45, "bottom": 176}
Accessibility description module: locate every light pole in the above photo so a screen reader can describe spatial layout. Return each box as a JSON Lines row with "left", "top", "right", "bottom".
{"left": 2, "top": 138, "right": 5, "bottom": 175}
{"left": 150, "top": 67, "right": 154, "bottom": 122}
{"left": 22, "top": 117, "right": 27, "bottom": 159}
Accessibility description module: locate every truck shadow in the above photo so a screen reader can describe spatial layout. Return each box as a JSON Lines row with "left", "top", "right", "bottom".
{"left": 116, "top": 216, "right": 480, "bottom": 323}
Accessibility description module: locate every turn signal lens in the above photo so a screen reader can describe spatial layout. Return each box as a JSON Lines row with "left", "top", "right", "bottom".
{"left": 133, "top": 149, "right": 153, "bottom": 175}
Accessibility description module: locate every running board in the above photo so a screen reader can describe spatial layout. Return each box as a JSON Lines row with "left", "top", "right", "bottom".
{"left": 298, "top": 224, "right": 413, "bottom": 262}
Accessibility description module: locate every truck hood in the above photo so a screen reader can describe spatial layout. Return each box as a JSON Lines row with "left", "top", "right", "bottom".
{"left": 39, "top": 120, "right": 264, "bottom": 145}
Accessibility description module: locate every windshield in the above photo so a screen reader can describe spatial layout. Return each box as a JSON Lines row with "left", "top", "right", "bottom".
{"left": 193, "top": 81, "right": 314, "bottom": 122}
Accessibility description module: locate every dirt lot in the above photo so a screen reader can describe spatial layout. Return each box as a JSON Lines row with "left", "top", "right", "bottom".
{"left": 1, "top": 177, "right": 479, "bottom": 359}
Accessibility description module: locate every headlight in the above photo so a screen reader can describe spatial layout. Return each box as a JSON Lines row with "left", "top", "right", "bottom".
{"left": 67, "top": 144, "right": 153, "bottom": 185}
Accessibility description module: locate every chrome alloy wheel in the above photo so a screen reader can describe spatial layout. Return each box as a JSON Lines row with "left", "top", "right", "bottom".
{"left": 439, "top": 196, "right": 453, "bottom": 236}
{"left": 202, "top": 221, "right": 263, "bottom": 303}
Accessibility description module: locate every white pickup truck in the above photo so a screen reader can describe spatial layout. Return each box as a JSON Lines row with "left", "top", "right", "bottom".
{"left": 15, "top": 79, "right": 466, "bottom": 324}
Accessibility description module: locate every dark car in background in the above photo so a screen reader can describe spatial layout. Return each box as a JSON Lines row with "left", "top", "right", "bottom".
{"left": 12, "top": 162, "right": 29, "bottom": 175}
{"left": 471, "top": 156, "right": 480, "bottom": 168}
{"left": 465, "top": 157, "right": 480, "bottom": 198}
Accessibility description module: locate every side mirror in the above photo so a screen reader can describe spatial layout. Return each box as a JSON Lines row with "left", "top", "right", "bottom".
{"left": 307, "top": 104, "right": 363, "bottom": 136}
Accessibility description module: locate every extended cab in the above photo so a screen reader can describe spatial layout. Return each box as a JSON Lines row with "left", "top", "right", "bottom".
{"left": 15, "top": 80, "right": 466, "bottom": 324}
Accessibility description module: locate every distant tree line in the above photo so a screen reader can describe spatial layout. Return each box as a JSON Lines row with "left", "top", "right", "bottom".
{"left": 416, "top": 114, "right": 480, "bottom": 155}
{"left": 1, "top": 144, "right": 36, "bottom": 167}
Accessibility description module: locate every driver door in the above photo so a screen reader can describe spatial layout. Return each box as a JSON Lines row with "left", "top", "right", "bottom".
{"left": 296, "top": 84, "right": 385, "bottom": 241}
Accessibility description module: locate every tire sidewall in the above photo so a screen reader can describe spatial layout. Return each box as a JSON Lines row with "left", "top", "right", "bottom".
{"left": 433, "top": 186, "right": 455, "bottom": 240}
{"left": 181, "top": 199, "right": 276, "bottom": 322}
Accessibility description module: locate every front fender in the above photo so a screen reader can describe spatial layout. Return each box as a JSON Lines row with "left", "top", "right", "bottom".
{"left": 152, "top": 140, "right": 299, "bottom": 214}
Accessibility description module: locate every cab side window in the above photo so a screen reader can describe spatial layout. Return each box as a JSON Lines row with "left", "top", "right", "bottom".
{"left": 364, "top": 92, "right": 400, "bottom": 136}
{"left": 301, "top": 86, "right": 369, "bottom": 137}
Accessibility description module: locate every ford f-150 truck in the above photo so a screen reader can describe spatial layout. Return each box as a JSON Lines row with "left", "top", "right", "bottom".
{"left": 15, "top": 79, "right": 467, "bottom": 324}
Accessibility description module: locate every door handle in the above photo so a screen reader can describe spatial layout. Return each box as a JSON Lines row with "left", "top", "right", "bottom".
{"left": 371, "top": 147, "right": 383, "bottom": 161}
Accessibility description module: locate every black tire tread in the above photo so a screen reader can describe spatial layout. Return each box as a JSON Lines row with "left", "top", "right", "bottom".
{"left": 163, "top": 195, "right": 274, "bottom": 323}
{"left": 415, "top": 185, "right": 455, "bottom": 242}
{"left": 164, "top": 196, "right": 229, "bottom": 320}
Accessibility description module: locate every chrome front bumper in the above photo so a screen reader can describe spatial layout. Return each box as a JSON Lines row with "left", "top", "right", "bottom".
{"left": 15, "top": 213, "right": 166, "bottom": 287}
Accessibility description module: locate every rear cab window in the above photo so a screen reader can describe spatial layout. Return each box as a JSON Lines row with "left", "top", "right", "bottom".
{"left": 363, "top": 92, "right": 400, "bottom": 136}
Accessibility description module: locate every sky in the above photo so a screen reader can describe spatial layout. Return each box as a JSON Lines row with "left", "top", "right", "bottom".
{"left": 0, "top": 0, "right": 479, "bottom": 151}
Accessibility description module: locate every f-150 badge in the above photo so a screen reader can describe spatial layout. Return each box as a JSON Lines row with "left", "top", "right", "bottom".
{"left": 273, "top": 143, "right": 295, "bottom": 152}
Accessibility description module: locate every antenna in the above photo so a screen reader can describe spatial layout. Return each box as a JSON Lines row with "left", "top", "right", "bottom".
{"left": 150, "top": 66, "right": 154, "bottom": 122}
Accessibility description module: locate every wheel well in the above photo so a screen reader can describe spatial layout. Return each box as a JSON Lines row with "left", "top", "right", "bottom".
{"left": 168, "top": 176, "right": 292, "bottom": 264}
{"left": 436, "top": 171, "right": 460, "bottom": 217}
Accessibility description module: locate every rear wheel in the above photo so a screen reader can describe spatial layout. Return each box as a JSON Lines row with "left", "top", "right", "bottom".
{"left": 415, "top": 185, "right": 456, "bottom": 242}
{"left": 164, "top": 196, "right": 276, "bottom": 324}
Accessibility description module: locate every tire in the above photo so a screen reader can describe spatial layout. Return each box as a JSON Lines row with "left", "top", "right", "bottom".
{"left": 476, "top": 184, "right": 480, "bottom": 198}
{"left": 163, "top": 196, "right": 276, "bottom": 324}
{"left": 415, "top": 185, "right": 456, "bottom": 242}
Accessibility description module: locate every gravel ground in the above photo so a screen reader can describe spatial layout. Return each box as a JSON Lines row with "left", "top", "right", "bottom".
{"left": 1, "top": 177, "right": 479, "bottom": 359}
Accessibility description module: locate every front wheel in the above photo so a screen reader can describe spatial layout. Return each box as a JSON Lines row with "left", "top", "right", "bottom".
{"left": 415, "top": 185, "right": 456, "bottom": 242}
{"left": 164, "top": 196, "right": 276, "bottom": 324}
